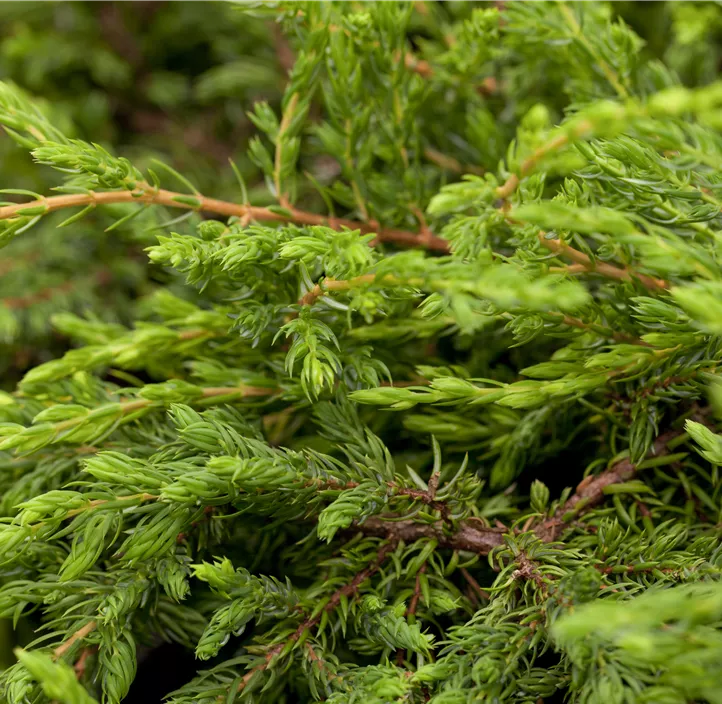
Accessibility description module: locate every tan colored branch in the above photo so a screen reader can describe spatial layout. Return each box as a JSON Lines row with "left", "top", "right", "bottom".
{"left": 539, "top": 233, "right": 669, "bottom": 291}
{"left": 0, "top": 194, "right": 664, "bottom": 293}
{"left": 422, "top": 147, "right": 485, "bottom": 176}
{"left": 554, "top": 313, "right": 649, "bottom": 346}
{"left": 297, "top": 274, "right": 378, "bottom": 306}
{"left": 0, "top": 188, "right": 450, "bottom": 252}
{"left": 401, "top": 52, "right": 498, "bottom": 96}
{"left": 495, "top": 121, "right": 592, "bottom": 201}
{"left": 53, "top": 621, "right": 98, "bottom": 660}
{"left": 275, "top": 93, "right": 300, "bottom": 207}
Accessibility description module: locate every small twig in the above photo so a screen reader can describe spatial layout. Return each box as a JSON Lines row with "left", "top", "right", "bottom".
{"left": 459, "top": 567, "right": 490, "bottom": 602}
{"left": 400, "top": 52, "right": 498, "bottom": 97}
{"left": 53, "top": 621, "right": 97, "bottom": 660}
{"left": 512, "top": 550, "right": 550, "bottom": 597}
{"left": 407, "top": 564, "right": 426, "bottom": 617}
{"left": 269, "top": 20, "right": 296, "bottom": 77}
{"left": 558, "top": 2, "right": 628, "bottom": 100}
{"left": 554, "top": 313, "right": 650, "bottom": 346}
{"left": 392, "top": 485, "right": 451, "bottom": 523}
{"left": 72, "top": 646, "right": 96, "bottom": 680}
{"left": 305, "top": 642, "right": 341, "bottom": 684}
{"left": 275, "top": 93, "right": 300, "bottom": 208}
{"left": 538, "top": 234, "right": 669, "bottom": 291}
{"left": 422, "top": 147, "right": 485, "bottom": 176}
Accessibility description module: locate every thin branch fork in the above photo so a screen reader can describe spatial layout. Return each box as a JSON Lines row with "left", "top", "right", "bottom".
{"left": 358, "top": 428, "right": 682, "bottom": 554}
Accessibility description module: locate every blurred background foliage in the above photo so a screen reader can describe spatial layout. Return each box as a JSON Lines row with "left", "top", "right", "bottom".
{"left": 0, "top": 1, "right": 283, "bottom": 387}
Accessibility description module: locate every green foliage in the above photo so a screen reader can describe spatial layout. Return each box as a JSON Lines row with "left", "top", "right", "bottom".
{"left": 0, "top": 2, "right": 721, "bottom": 703}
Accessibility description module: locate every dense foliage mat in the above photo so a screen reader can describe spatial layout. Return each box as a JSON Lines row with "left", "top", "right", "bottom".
{"left": 1, "top": 2, "right": 722, "bottom": 703}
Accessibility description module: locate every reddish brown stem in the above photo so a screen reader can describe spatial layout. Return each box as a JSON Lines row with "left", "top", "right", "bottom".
{"left": 2, "top": 269, "right": 112, "bottom": 311}
{"left": 358, "top": 428, "right": 682, "bottom": 554}
{"left": 407, "top": 564, "right": 426, "bottom": 617}
{"left": 460, "top": 567, "right": 490, "bottom": 602}
{"left": 235, "top": 541, "right": 396, "bottom": 693}
{"left": 73, "top": 646, "right": 96, "bottom": 680}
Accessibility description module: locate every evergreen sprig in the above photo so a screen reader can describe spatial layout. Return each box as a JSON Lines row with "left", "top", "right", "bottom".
{"left": 1, "top": 2, "right": 722, "bottom": 702}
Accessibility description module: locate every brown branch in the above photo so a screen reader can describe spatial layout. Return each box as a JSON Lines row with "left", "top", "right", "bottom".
{"left": 275, "top": 93, "right": 300, "bottom": 207}
{"left": 234, "top": 541, "right": 396, "bottom": 694}
{"left": 128, "top": 110, "right": 233, "bottom": 164}
{"left": 357, "top": 428, "right": 683, "bottom": 554}
{"left": 98, "top": 3, "right": 143, "bottom": 69}
{"left": 539, "top": 234, "right": 669, "bottom": 291}
{"left": 407, "top": 563, "right": 426, "bottom": 617}
{"left": 534, "top": 428, "right": 679, "bottom": 543}
{"left": 0, "top": 252, "right": 40, "bottom": 277}
{"left": 553, "top": 313, "right": 649, "bottom": 347}
{"left": 496, "top": 128, "right": 587, "bottom": 201}
{"left": 0, "top": 188, "right": 449, "bottom": 253}
{"left": 72, "top": 646, "right": 96, "bottom": 680}
{"left": 501, "top": 209, "right": 668, "bottom": 293}
{"left": 512, "top": 550, "right": 550, "bottom": 597}
{"left": 460, "top": 567, "right": 490, "bottom": 602}
{"left": 1, "top": 197, "right": 664, "bottom": 294}
{"left": 397, "top": 562, "right": 427, "bottom": 665}
{"left": 1, "top": 196, "right": 666, "bottom": 305}
{"left": 422, "top": 147, "right": 485, "bottom": 176}
{"left": 2, "top": 281, "right": 75, "bottom": 310}
{"left": 400, "top": 52, "right": 498, "bottom": 97}
{"left": 305, "top": 642, "right": 341, "bottom": 684}
{"left": 359, "top": 514, "right": 505, "bottom": 554}
{"left": 297, "top": 274, "right": 390, "bottom": 306}
{"left": 269, "top": 20, "right": 296, "bottom": 77}
{"left": 2, "top": 269, "right": 112, "bottom": 311}
{"left": 291, "top": 7, "right": 496, "bottom": 96}
{"left": 393, "top": 486, "right": 451, "bottom": 523}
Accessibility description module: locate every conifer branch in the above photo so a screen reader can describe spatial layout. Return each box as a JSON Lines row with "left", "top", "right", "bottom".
{"left": 558, "top": 3, "right": 629, "bottom": 100}
{"left": 538, "top": 234, "right": 669, "bottom": 291}
{"left": 51, "top": 384, "right": 276, "bottom": 431}
{"left": 3, "top": 5, "right": 722, "bottom": 701}
{"left": 274, "top": 93, "right": 300, "bottom": 207}
{"left": 0, "top": 188, "right": 449, "bottom": 251}
{"left": 553, "top": 314, "right": 648, "bottom": 346}
{"left": 235, "top": 541, "right": 396, "bottom": 694}
{"left": 357, "top": 427, "right": 683, "bottom": 555}
{"left": 495, "top": 127, "right": 585, "bottom": 200}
